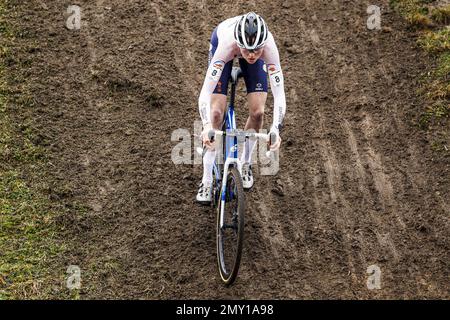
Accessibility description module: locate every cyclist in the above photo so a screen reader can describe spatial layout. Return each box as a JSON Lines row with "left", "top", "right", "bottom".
{"left": 196, "top": 12, "right": 286, "bottom": 204}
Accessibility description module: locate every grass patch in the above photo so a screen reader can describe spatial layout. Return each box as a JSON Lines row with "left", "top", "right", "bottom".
{"left": 0, "top": 0, "right": 68, "bottom": 299}
{"left": 419, "top": 103, "right": 449, "bottom": 129}
{"left": 419, "top": 52, "right": 450, "bottom": 102}
{"left": 390, "top": 0, "right": 450, "bottom": 28}
{"left": 0, "top": 171, "right": 66, "bottom": 299}
{"left": 430, "top": 5, "right": 450, "bottom": 24}
{"left": 418, "top": 28, "right": 450, "bottom": 53}
{"left": 390, "top": 0, "right": 435, "bottom": 28}
{"left": 391, "top": 0, "right": 449, "bottom": 152}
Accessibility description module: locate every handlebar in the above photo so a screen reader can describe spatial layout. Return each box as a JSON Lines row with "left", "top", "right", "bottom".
{"left": 208, "top": 129, "right": 277, "bottom": 158}
{"left": 208, "top": 129, "right": 273, "bottom": 140}
{"left": 195, "top": 129, "right": 278, "bottom": 158}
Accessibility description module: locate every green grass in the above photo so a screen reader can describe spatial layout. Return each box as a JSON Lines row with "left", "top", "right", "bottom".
{"left": 420, "top": 52, "right": 450, "bottom": 102}
{"left": 390, "top": 0, "right": 450, "bottom": 29}
{"left": 434, "top": 51, "right": 450, "bottom": 77}
{"left": 418, "top": 28, "right": 450, "bottom": 53}
{"left": 0, "top": 0, "right": 67, "bottom": 299}
{"left": 391, "top": 0, "right": 449, "bottom": 151}
{"left": 0, "top": 171, "right": 66, "bottom": 299}
{"left": 390, "top": 0, "right": 435, "bottom": 27}
{"left": 419, "top": 103, "right": 449, "bottom": 129}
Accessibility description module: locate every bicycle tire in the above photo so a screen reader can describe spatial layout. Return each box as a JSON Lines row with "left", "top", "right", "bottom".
{"left": 216, "top": 166, "right": 245, "bottom": 285}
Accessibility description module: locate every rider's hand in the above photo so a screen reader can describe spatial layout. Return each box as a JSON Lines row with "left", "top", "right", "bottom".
{"left": 269, "top": 128, "right": 282, "bottom": 151}
{"left": 202, "top": 123, "right": 215, "bottom": 150}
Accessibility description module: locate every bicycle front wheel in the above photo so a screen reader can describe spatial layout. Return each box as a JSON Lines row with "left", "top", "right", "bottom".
{"left": 216, "top": 166, "right": 245, "bottom": 285}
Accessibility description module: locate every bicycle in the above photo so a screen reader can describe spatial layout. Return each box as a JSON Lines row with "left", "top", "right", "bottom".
{"left": 203, "top": 67, "right": 275, "bottom": 285}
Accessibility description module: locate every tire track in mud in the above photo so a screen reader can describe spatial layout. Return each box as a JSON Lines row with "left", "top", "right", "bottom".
{"left": 313, "top": 111, "right": 360, "bottom": 286}
{"left": 341, "top": 120, "right": 398, "bottom": 266}
{"left": 170, "top": 1, "right": 210, "bottom": 99}
{"left": 359, "top": 112, "right": 406, "bottom": 230}
{"left": 80, "top": 0, "right": 113, "bottom": 216}
{"left": 343, "top": 117, "right": 402, "bottom": 263}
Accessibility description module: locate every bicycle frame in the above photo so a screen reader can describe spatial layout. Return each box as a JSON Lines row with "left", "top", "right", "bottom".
{"left": 212, "top": 106, "right": 240, "bottom": 186}
{"left": 213, "top": 72, "right": 243, "bottom": 229}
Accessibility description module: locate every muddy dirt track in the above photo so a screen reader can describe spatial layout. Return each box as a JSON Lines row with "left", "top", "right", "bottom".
{"left": 10, "top": 0, "right": 449, "bottom": 298}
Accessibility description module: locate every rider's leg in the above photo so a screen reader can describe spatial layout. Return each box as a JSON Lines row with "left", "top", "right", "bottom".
{"left": 239, "top": 58, "right": 268, "bottom": 165}
{"left": 237, "top": 59, "right": 268, "bottom": 190}
{"left": 201, "top": 94, "right": 227, "bottom": 186}
{"left": 241, "top": 92, "right": 267, "bottom": 164}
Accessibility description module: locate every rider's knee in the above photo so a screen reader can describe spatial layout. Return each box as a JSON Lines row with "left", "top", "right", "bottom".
{"left": 211, "top": 107, "right": 224, "bottom": 124}
{"left": 250, "top": 108, "right": 264, "bottom": 124}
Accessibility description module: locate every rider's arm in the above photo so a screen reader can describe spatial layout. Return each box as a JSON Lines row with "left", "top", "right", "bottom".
{"left": 198, "top": 39, "right": 232, "bottom": 126}
{"left": 198, "top": 58, "right": 224, "bottom": 126}
{"left": 262, "top": 33, "right": 286, "bottom": 134}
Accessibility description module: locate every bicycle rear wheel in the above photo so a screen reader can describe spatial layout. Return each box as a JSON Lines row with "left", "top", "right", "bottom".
{"left": 216, "top": 166, "right": 245, "bottom": 285}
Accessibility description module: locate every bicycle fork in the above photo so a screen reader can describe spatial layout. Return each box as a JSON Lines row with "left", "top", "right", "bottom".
{"left": 219, "top": 156, "right": 242, "bottom": 229}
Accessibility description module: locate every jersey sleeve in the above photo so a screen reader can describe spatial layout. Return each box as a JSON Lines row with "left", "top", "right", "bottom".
{"left": 263, "top": 33, "right": 286, "bottom": 133}
{"left": 198, "top": 37, "right": 230, "bottom": 126}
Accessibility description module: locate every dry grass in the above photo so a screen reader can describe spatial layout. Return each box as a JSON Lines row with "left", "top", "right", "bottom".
{"left": 391, "top": 0, "right": 449, "bottom": 145}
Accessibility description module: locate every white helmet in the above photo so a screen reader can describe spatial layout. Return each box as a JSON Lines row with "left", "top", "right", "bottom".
{"left": 234, "top": 12, "right": 269, "bottom": 51}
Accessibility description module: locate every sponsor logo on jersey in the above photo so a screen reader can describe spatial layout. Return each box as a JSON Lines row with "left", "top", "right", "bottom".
{"left": 213, "top": 61, "right": 224, "bottom": 70}
{"left": 210, "top": 60, "right": 225, "bottom": 82}
{"left": 267, "top": 64, "right": 279, "bottom": 76}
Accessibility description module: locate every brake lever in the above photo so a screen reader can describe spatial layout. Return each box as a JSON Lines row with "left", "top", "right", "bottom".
{"left": 265, "top": 132, "right": 278, "bottom": 158}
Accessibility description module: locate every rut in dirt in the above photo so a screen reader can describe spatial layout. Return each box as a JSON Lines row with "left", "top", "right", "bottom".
{"left": 17, "top": 0, "right": 449, "bottom": 298}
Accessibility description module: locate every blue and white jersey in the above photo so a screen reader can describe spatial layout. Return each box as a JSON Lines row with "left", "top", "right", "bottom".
{"left": 198, "top": 15, "right": 286, "bottom": 133}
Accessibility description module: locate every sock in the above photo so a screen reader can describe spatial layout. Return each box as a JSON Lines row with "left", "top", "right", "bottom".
{"left": 202, "top": 149, "right": 216, "bottom": 186}
{"left": 240, "top": 138, "right": 257, "bottom": 165}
